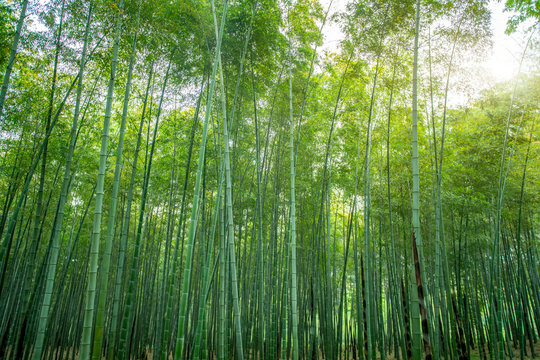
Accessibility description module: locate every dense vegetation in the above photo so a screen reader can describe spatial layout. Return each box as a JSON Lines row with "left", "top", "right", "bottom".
{"left": 0, "top": 0, "right": 538, "bottom": 359}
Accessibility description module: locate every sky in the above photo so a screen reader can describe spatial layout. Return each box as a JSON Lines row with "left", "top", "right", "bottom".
{"left": 318, "top": 0, "right": 534, "bottom": 86}
{"left": 28, "top": 0, "right": 535, "bottom": 98}
{"left": 483, "top": 1, "right": 531, "bottom": 82}
{"left": 28, "top": 0, "right": 532, "bottom": 85}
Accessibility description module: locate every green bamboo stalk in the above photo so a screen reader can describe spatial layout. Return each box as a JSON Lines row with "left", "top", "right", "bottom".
{"left": 108, "top": 61, "right": 153, "bottom": 360}
{"left": 175, "top": 1, "right": 229, "bottom": 357}
{"left": 287, "top": 8, "right": 299, "bottom": 358}
{"left": 217, "top": 25, "right": 245, "bottom": 360}
{"left": 363, "top": 52, "right": 382, "bottom": 360}
{"left": 91, "top": 2, "right": 142, "bottom": 358}
{"left": 9, "top": 7, "right": 93, "bottom": 358}
{"left": 79, "top": 2, "right": 124, "bottom": 358}
{"left": 154, "top": 111, "right": 179, "bottom": 360}
{"left": 119, "top": 52, "right": 172, "bottom": 358}
{"left": 281, "top": 224, "right": 289, "bottom": 360}
{"left": 492, "top": 28, "right": 534, "bottom": 360}
{"left": 385, "top": 56, "right": 408, "bottom": 360}
{"left": 250, "top": 58, "right": 265, "bottom": 360}
{"left": 410, "top": 1, "right": 426, "bottom": 358}
{"left": 26, "top": 1, "right": 66, "bottom": 309}
{"left": 218, "top": 181, "right": 226, "bottom": 360}
{"left": 516, "top": 130, "right": 532, "bottom": 360}
{"left": 28, "top": 59, "right": 89, "bottom": 360}
{"left": 162, "top": 78, "right": 205, "bottom": 360}
{"left": 0, "top": 0, "right": 29, "bottom": 119}
{"left": 0, "top": 69, "right": 80, "bottom": 297}
{"left": 193, "top": 162, "right": 224, "bottom": 359}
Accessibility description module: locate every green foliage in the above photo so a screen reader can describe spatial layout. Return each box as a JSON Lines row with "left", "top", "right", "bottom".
{"left": 505, "top": 0, "right": 540, "bottom": 33}
{"left": 0, "top": 1, "right": 15, "bottom": 67}
{"left": 0, "top": 1, "right": 538, "bottom": 359}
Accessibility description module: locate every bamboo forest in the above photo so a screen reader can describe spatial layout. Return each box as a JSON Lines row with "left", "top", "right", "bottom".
{"left": 0, "top": 0, "right": 539, "bottom": 358}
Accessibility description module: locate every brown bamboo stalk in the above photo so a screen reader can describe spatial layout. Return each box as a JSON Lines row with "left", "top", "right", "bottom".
{"left": 413, "top": 232, "right": 432, "bottom": 360}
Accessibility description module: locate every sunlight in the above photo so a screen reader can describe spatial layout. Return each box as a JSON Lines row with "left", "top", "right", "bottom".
{"left": 485, "top": 52, "right": 517, "bottom": 82}
{"left": 1, "top": 1, "right": 537, "bottom": 359}
{"left": 484, "top": 1, "right": 521, "bottom": 83}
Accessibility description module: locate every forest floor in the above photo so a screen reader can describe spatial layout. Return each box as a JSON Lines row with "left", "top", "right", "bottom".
{"left": 372, "top": 341, "right": 540, "bottom": 360}
{"left": 468, "top": 340, "right": 540, "bottom": 360}
{"left": 7, "top": 342, "right": 540, "bottom": 359}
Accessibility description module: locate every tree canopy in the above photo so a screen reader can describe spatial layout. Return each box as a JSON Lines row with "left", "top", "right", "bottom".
{"left": 0, "top": 0, "right": 538, "bottom": 359}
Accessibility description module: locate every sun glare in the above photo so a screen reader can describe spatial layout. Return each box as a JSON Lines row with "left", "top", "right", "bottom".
{"left": 483, "top": 2, "right": 527, "bottom": 83}
{"left": 485, "top": 49, "right": 518, "bottom": 82}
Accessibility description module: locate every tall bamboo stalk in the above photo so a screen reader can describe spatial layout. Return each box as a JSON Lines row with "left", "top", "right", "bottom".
{"left": 175, "top": 1, "right": 229, "bottom": 357}
{"left": 287, "top": 6, "right": 299, "bottom": 359}
{"left": 0, "top": 0, "right": 29, "bottom": 119}
{"left": 79, "top": 2, "right": 124, "bottom": 357}
{"left": 91, "top": 2, "right": 142, "bottom": 357}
